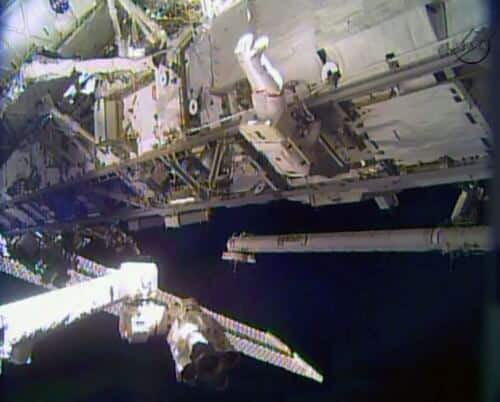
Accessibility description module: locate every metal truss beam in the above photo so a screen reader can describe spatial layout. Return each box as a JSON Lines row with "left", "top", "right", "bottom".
{"left": 159, "top": 156, "right": 209, "bottom": 200}
{"left": 307, "top": 52, "right": 463, "bottom": 108}
{"left": 0, "top": 50, "right": 469, "bottom": 212}
{"left": 0, "top": 123, "right": 241, "bottom": 210}
{"left": 89, "top": 187, "right": 145, "bottom": 208}
{"left": 208, "top": 142, "right": 226, "bottom": 190}
{"left": 6, "top": 159, "right": 490, "bottom": 234}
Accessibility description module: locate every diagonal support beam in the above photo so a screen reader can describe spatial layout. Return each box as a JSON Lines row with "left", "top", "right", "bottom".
{"left": 208, "top": 142, "right": 226, "bottom": 190}
{"left": 116, "top": 0, "right": 167, "bottom": 46}
{"left": 89, "top": 187, "right": 145, "bottom": 209}
{"left": 159, "top": 156, "right": 209, "bottom": 200}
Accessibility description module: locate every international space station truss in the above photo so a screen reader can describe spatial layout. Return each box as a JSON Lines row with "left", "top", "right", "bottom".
{"left": 0, "top": 0, "right": 493, "bottom": 236}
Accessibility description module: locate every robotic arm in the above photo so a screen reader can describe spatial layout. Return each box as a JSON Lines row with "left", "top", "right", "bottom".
{"left": 0, "top": 254, "right": 323, "bottom": 385}
{"left": 0, "top": 261, "right": 248, "bottom": 389}
{"left": 0, "top": 262, "right": 158, "bottom": 369}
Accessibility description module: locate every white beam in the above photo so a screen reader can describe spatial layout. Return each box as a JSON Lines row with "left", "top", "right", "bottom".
{"left": 225, "top": 226, "right": 491, "bottom": 261}
{"left": 0, "top": 262, "right": 157, "bottom": 361}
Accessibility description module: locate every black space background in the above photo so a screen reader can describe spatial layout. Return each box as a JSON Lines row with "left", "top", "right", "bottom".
{"left": 0, "top": 184, "right": 489, "bottom": 402}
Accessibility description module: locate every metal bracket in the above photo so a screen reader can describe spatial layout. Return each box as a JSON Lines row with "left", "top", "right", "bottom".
{"left": 221, "top": 251, "right": 256, "bottom": 264}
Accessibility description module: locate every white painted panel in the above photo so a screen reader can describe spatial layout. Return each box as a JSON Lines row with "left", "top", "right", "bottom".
{"left": 361, "top": 83, "right": 490, "bottom": 164}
